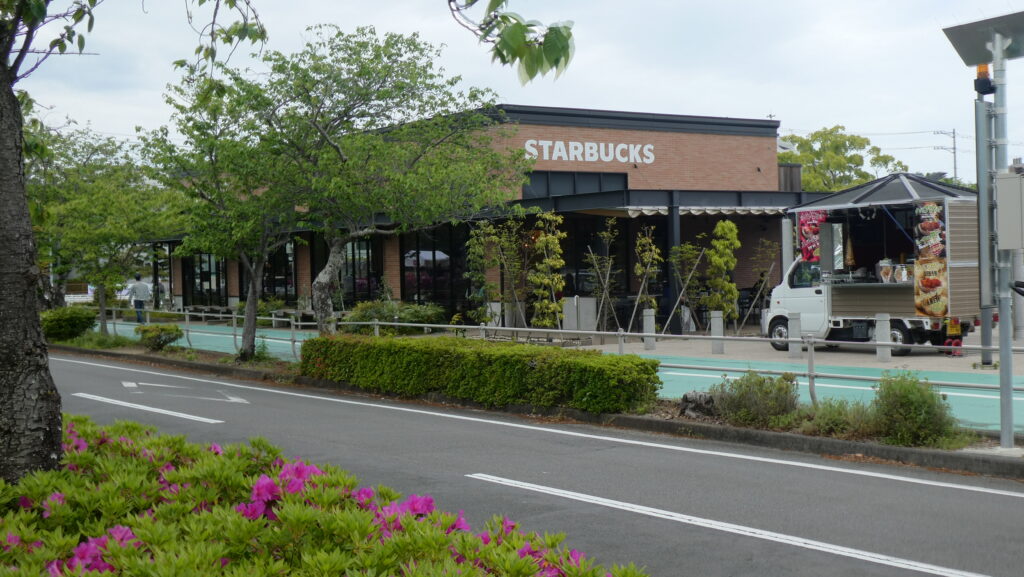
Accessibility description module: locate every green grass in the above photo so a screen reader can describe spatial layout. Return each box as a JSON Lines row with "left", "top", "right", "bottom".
{"left": 55, "top": 330, "right": 134, "bottom": 350}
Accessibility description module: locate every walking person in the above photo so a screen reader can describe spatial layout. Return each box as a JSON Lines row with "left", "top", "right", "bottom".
{"left": 126, "top": 274, "right": 152, "bottom": 324}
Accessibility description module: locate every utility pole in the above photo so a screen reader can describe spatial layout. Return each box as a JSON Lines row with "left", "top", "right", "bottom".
{"left": 934, "top": 129, "right": 958, "bottom": 180}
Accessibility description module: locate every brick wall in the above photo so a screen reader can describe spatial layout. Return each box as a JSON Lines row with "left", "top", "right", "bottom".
{"left": 383, "top": 236, "right": 402, "bottom": 299}
{"left": 295, "top": 235, "right": 312, "bottom": 298}
{"left": 492, "top": 125, "right": 779, "bottom": 192}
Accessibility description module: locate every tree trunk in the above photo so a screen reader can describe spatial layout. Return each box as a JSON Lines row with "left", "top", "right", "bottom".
{"left": 96, "top": 283, "right": 109, "bottom": 336}
{"left": 312, "top": 236, "right": 346, "bottom": 335}
{"left": 238, "top": 259, "right": 264, "bottom": 361}
{"left": 0, "top": 75, "right": 62, "bottom": 483}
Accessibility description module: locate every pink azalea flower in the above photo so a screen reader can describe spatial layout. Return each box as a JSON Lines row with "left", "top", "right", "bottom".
{"left": 17, "top": 496, "right": 32, "bottom": 509}
{"left": 5, "top": 534, "right": 21, "bottom": 548}
{"left": 568, "top": 549, "right": 584, "bottom": 566}
{"left": 284, "top": 478, "right": 305, "bottom": 495}
{"left": 209, "top": 443, "right": 223, "bottom": 455}
{"left": 518, "top": 542, "right": 540, "bottom": 559}
{"left": 501, "top": 517, "right": 517, "bottom": 535}
{"left": 446, "top": 510, "right": 471, "bottom": 534}
{"left": 108, "top": 525, "right": 139, "bottom": 547}
{"left": 45, "top": 559, "right": 65, "bottom": 576}
{"left": 279, "top": 461, "right": 323, "bottom": 483}
{"left": 250, "top": 475, "right": 280, "bottom": 504}
{"left": 402, "top": 494, "right": 434, "bottom": 516}
{"left": 353, "top": 487, "right": 375, "bottom": 508}
{"left": 42, "top": 493, "right": 65, "bottom": 519}
{"left": 235, "top": 501, "right": 266, "bottom": 520}
{"left": 68, "top": 536, "right": 113, "bottom": 572}
{"left": 477, "top": 532, "right": 492, "bottom": 545}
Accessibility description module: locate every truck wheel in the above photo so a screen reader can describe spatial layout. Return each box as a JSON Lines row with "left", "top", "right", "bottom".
{"left": 769, "top": 318, "right": 789, "bottom": 351}
{"left": 890, "top": 322, "right": 912, "bottom": 356}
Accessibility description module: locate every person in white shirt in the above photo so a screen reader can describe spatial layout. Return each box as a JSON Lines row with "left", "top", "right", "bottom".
{"left": 126, "top": 274, "right": 152, "bottom": 324}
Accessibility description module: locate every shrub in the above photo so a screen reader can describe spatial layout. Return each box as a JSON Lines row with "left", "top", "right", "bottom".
{"left": 872, "top": 371, "right": 959, "bottom": 447}
{"left": 0, "top": 416, "right": 648, "bottom": 577}
{"left": 710, "top": 371, "right": 799, "bottom": 427}
{"left": 134, "top": 323, "right": 184, "bottom": 351}
{"left": 301, "top": 335, "right": 661, "bottom": 414}
{"left": 62, "top": 330, "right": 133, "bottom": 350}
{"left": 342, "top": 301, "right": 447, "bottom": 335}
{"left": 236, "top": 297, "right": 285, "bottom": 326}
{"left": 41, "top": 306, "right": 97, "bottom": 341}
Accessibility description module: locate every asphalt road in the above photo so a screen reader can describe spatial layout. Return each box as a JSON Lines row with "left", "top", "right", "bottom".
{"left": 51, "top": 353, "right": 1024, "bottom": 577}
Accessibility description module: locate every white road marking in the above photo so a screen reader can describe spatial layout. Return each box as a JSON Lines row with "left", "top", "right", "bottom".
{"left": 53, "top": 356, "right": 1024, "bottom": 500}
{"left": 120, "top": 381, "right": 247, "bottom": 403}
{"left": 71, "top": 393, "right": 223, "bottom": 424}
{"left": 467, "top": 474, "right": 992, "bottom": 577}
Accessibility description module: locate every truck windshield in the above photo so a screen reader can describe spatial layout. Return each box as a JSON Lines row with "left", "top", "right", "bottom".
{"left": 790, "top": 261, "right": 821, "bottom": 289}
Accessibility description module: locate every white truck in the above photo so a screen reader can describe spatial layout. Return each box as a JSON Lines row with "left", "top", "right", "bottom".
{"left": 761, "top": 174, "right": 981, "bottom": 355}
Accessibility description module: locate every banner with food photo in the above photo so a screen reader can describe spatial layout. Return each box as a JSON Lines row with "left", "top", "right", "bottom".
{"left": 913, "top": 201, "right": 949, "bottom": 317}
{"left": 798, "top": 210, "right": 826, "bottom": 263}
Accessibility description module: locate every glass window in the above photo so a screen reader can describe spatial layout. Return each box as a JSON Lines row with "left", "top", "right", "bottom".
{"left": 790, "top": 260, "right": 821, "bottom": 289}
{"left": 400, "top": 225, "right": 468, "bottom": 314}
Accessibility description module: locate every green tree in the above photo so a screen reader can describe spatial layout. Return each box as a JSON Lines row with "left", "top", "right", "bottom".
{"left": 778, "top": 126, "right": 909, "bottom": 191}
{"left": 627, "top": 225, "right": 663, "bottom": 333}
{"left": 142, "top": 68, "right": 303, "bottom": 361}
{"left": 30, "top": 127, "right": 183, "bottom": 333}
{"left": 0, "top": 0, "right": 264, "bottom": 484}
{"left": 248, "top": 26, "right": 528, "bottom": 333}
{"left": 528, "top": 211, "right": 566, "bottom": 328}
{"left": 700, "top": 220, "right": 741, "bottom": 322}
{"left": 585, "top": 217, "right": 621, "bottom": 332}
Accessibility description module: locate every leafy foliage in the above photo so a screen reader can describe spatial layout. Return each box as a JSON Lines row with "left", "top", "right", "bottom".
{"left": 342, "top": 301, "right": 447, "bottom": 335}
{"left": 0, "top": 416, "right": 648, "bottom": 575}
{"left": 585, "top": 218, "right": 622, "bottom": 332}
{"left": 465, "top": 217, "right": 531, "bottom": 327}
{"left": 627, "top": 225, "right": 663, "bottom": 332}
{"left": 134, "top": 324, "right": 185, "bottom": 352}
{"left": 778, "top": 126, "right": 910, "bottom": 191}
{"left": 872, "top": 372, "right": 960, "bottom": 447}
{"left": 710, "top": 371, "right": 799, "bottom": 428}
{"left": 527, "top": 211, "right": 566, "bottom": 328}
{"left": 448, "top": 0, "right": 574, "bottom": 83}
{"left": 40, "top": 306, "right": 96, "bottom": 341}
{"left": 301, "top": 336, "right": 661, "bottom": 414}
{"left": 667, "top": 235, "right": 706, "bottom": 329}
{"left": 700, "top": 220, "right": 741, "bottom": 321}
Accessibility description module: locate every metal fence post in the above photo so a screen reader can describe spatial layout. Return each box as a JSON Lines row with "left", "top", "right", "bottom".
{"left": 232, "top": 311, "right": 239, "bottom": 352}
{"left": 875, "top": 312, "right": 891, "bottom": 362}
{"left": 789, "top": 312, "right": 803, "bottom": 359}
{"left": 291, "top": 316, "right": 298, "bottom": 361}
{"left": 373, "top": 318, "right": 380, "bottom": 337}
{"left": 643, "top": 309, "right": 656, "bottom": 351}
{"left": 711, "top": 311, "right": 724, "bottom": 354}
{"left": 479, "top": 322, "right": 486, "bottom": 339}
{"left": 184, "top": 310, "right": 193, "bottom": 348}
{"left": 806, "top": 334, "right": 818, "bottom": 408}
{"left": 617, "top": 328, "right": 625, "bottom": 355}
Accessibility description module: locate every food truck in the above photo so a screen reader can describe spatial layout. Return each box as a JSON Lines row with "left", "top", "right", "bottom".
{"left": 761, "top": 173, "right": 981, "bottom": 355}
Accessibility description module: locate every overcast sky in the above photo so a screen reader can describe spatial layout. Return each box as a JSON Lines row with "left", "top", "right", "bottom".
{"left": 21, "top": 1, "right": 1024, "bottom": 182}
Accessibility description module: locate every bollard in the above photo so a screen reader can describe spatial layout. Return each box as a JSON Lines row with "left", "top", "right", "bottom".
{"left": 711, "top": 311, "right": 724, "bottom": 354}
{"left": 875, "top": 312, "right": 891, "bottom": 362}
{"left": 479, "top": 322, "right": 486, "bottom": 339}
{"left": 373, "top": 318, "right": 380, "bottom": 337}
{"left": 643, "top": 309, "right": 656, "bottom": 350}
{"left": 617, "top": 328, "right": 625, "bottom": 355}
{"left": 789, "top": 312, "right": 803, "bottom": 359}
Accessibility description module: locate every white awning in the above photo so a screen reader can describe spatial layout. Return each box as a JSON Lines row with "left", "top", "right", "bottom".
{"left": 623, "top": 206, "right": 787, "bottom": 218}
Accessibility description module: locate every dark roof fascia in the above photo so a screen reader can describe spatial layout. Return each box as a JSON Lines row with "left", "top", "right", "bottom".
{"left": 494, "top": 104, "right": 779, "bottom": 138}
{"left": 514, "top": 188, "right": 809, "bottom": 213}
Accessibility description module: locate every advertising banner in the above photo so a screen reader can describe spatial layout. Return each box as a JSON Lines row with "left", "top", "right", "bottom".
{"left": 913, "top": 201, "right": 948, "bottom": 317}
{"left": 798, "top": 210, "right": 827, "bottom": 263}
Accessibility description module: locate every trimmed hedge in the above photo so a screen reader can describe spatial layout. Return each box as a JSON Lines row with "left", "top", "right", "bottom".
{"left": 301, "top": 336, "right": 661, "bottom": 414}
{"left": 341, "top": 301, "right": 447, "bottom": 335}
{"left": 41, "top": 307, "right": 97, "bottom": 341}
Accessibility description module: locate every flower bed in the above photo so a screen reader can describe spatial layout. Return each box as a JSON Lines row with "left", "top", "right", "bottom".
{"left": 1, "top": 416, "right": 647, "bottom": 576}
{"left": 300, "top": 335, "right": 662, "bottom": 414}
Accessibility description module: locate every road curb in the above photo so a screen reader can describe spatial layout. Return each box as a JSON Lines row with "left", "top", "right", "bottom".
{"left": 52, "top": 345, "right": 1024, "bottom": 480}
